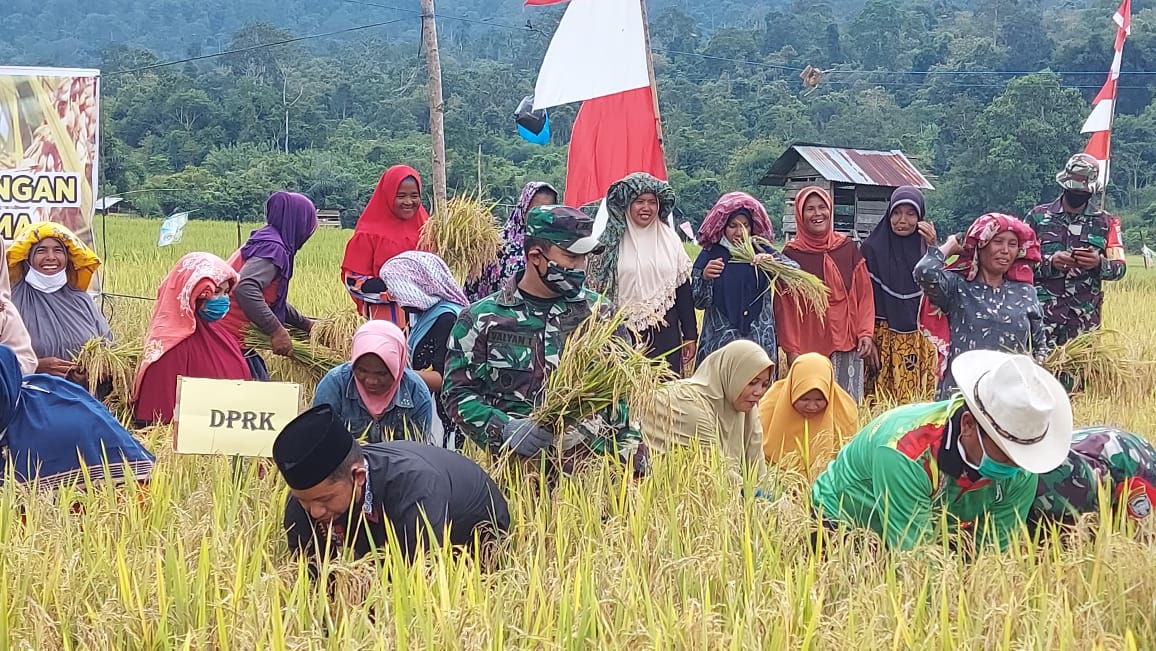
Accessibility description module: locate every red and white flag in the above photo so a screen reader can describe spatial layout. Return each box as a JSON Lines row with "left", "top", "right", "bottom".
{"left": 1081, "top": 0, "right": 1131, "bottom": 188}
{"left": 529, "top": 0, "right": 666, "bottom": 208}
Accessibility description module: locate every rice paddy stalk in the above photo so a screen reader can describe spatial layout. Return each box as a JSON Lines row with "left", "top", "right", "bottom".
{"left": 730, "top": 225, "right": 830, "bottom": 318}
{"left": 243, "top": 327, "right": 344, "bottom": 379}
{"left": 1043, "top": 329, "right": 1146, "bottom": 398}
{"left": 74, "top": 338, "right": 143, "bottom": 407}
{"left": 309, "top": 308, "right": 363, "bottom": 359}
{"left": 417, "top": 194, "right": 502, "bottom": 283}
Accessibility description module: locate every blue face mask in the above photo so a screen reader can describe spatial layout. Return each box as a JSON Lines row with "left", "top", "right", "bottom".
{"left": 963, "top": 434, "right": 1022, "bottom": 481}
{"left": 198, "top": 295, "right": 231, "bottom": 322}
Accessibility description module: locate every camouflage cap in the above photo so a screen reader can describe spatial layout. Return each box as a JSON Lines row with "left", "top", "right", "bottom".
{"left": 525, "top": 205, "right": 603, "bottom": 255}
{"left": 1056, "top": 153, "right": 1101, "bottom": 192}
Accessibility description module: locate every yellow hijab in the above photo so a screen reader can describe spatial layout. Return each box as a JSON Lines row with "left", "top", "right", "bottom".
{"left": 7, "top": 222, "right": 102, "bottom": 291}
{"left": 641, "top": 339, "right": 774, "bottom": 470}
{"left": 759, "top": 352, "right": 858, "bottom": 476}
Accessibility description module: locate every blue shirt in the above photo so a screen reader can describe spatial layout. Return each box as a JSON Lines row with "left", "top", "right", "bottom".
{"left": 312, "top": 363, "right": 433, "bottom": 444}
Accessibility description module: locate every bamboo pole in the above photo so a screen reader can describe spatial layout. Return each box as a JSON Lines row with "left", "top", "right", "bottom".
{"left": 638, "top": 0, "right": 665, "bottom": 149}
{"left": 421, "top": 0, "right": 448, "bottom": 211}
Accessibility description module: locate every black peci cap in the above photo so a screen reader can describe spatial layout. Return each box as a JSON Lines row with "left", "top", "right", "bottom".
{"left": 272, "top": 405, "right": 356, "bottom": 490}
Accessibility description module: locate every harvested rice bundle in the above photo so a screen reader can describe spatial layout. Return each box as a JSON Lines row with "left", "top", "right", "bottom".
{"left": 74, "top": 338, "right": 142, "bottom": 405}
{"left": 730, "top": 226, "right": 829, "bottom": 317}
{"left": 530, "top": 310, "right": 672, "bottom": 437}
{"left": 418, "top": 195, "right": 501, "bottom": 283}
{"left": 1044, "top": 329, "right": 1143, "bottom": 397}
{"left": 244, "top": 327, "right": 344, "bottom": 379}
{"left": 310, "top": 308, "right": 363, "bottom": 359}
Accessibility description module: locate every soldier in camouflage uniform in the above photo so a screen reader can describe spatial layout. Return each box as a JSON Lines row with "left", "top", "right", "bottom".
{"left": 442, "top": 205, "right": 647, "bottom": 474}
{"left": 1031, "top": 426, "right": 1156, "bottom": 529}
{"left": 1025, "top": 153, "right": 1127, "bottom": 348}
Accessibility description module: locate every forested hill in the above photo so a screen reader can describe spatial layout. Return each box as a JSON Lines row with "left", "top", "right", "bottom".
{"left": 7, "top": 0, "right": 1156, "bottom": 245}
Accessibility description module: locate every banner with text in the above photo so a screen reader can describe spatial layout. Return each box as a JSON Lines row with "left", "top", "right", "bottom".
{"left": 0, "top": 67, "right": 100, "bottom": 248}
{"left": 173, "top": 377, "right": 302, "bottom": 458}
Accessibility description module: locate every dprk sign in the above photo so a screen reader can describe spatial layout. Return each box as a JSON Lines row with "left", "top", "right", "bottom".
{"left": 173, "top": 377, "right": 301, "bottom": 457}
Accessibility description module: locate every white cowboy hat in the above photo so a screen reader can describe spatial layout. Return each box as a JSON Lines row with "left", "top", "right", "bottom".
{"left": 951, "top": 350, "right": 1073, "bottom": 474}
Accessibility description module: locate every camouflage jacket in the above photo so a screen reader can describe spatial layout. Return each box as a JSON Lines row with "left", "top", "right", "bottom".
{"left": 1033, "top": 426, "right": 1156, "bottom": 523}
{"left": 442, "top": 277, "right": 642, "bottom": 459}
{"left": 1025, "top": 199, "right": 1126, "bottom": 345}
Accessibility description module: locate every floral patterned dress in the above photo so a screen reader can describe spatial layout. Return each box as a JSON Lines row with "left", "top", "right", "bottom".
{"left": 914, "top": 249, "right": 1049, "bottom": 399}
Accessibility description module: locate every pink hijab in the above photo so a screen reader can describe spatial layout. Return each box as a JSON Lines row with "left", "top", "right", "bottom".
{"left": 351, "top": 320, "right": 408, "bottom": 419}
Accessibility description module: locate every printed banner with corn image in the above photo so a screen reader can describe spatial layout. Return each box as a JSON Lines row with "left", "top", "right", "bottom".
{"left": 0, "top": 67, "right": 100, "bottom": 259}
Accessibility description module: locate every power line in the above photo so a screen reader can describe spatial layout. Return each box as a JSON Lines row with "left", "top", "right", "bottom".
{"left": 104, "top": 18, "right": 409, "bottom": 76}
{"left": 341, "top": 0, "right": 543, "bottom": 33}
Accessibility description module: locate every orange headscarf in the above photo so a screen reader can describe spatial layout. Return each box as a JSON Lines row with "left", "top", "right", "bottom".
{"left": 787, "top": 186, "right": 852, "bottom": 302}
{"left": 759, "top": 352, "right": 858, "bottom": 476}
{"left": 134, "top": 253, "right": 240, "bottom": 399}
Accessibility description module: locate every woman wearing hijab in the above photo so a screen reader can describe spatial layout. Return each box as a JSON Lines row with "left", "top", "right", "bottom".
{"left": 341, "top": 165, "right": 431, "bottom": 324}
{"left": 218, "top": 191, "right": 318, "bottom": 381}
{"left": 775, "top": 186, "right": 876, "bottom": 402}
{"left": 859, "top": 187, "right": 938, "bottom": 402}
{"left": 915, "top": 213, "right": 1049, "bottom": 399}
{"left": 379, "top": 251, "right": 468, "bottom": 448}
{"left": 759, "top": 352, "right": 858, "bottom": 478}
{"left": 5, "top": 222, "right": 110, "bottom": 381}
{"left": 133, "top": 252, "right": 251, "bottom": 426}
{"left": 693, "top": 192, "right": 799, "bottom": 366}
{"left": 465, "top": 181, "right": 558, "bottom": 301}
{"left": 0, "top": 239, "right": 38, "bottom": 376}
{"left": 641, "top": 339, "right": 774, "bottom": 472}
{"left": 589, "top": 172, "right": 698, "bottom": 375}
{"left": 0, "top": 345, "right": 154, "bottom": 491}
{"left": 312, "top": 320, "right": 434, "bottom": 444}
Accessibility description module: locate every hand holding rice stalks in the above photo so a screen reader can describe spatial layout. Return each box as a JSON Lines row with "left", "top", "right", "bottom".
{"left": 530, "top": 309, "right": 673, "bottom": 437}
{"left": 74, "top": 338, "right": 142, "bottom": 406}
{"left": 418, "top": 194, "right": 502, "bottom": 283}
{"left": 730, "top": 227, "right": 829, "bottom": 317}
{"left": 244, "top": 327, "right": 345, "bottom": 379}
{"left": 1043, "top": 329, "right": 1146, "bottom": 398}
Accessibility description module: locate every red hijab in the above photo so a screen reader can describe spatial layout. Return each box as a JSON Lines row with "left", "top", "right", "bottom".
{"left": 356, "top": 165, "right": 429, "bottom": 244}
{"left": 785, "top": 186, "right": 856, "bottom": 302}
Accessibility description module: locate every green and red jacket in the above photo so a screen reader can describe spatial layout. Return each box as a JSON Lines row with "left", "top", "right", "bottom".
{"left": 811, "top": 398, "right": 1036, "bottom": 551}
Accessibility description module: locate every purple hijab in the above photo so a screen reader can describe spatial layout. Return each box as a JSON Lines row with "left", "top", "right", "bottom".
{"left": 240, "top": 191, "right": 317, "bottom": 321}
{"left": 860, "top": 186, "right": 926, "bottom": 333}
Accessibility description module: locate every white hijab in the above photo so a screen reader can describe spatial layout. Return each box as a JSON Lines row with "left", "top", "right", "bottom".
{"left": 616, "top": 214, "right": 692, "bottom": 331}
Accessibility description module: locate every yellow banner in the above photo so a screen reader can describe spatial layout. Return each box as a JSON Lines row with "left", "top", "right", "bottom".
{"left": 173, "top": 377, "right": 302, "bottom": 458}
{"left": 0, "top": 67, "right": 99, "bottom": 247}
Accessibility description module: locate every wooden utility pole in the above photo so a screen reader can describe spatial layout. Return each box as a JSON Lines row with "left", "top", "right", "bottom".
{"left": 421, "top": 0, "right": 448, "bottom": 211}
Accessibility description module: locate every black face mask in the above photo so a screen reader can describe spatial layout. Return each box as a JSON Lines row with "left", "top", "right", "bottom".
{"left": 1063, "top": 189, "right": 1093, "bottom": 209}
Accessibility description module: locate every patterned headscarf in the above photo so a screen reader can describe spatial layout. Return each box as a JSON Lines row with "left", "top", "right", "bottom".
{"left": 379, "top": 251, "right": 468, "bottom": 311}
{"left": 589, "top": 172, "right": 677, "bottom": 298}
{"left": 134, "top": 252, "right": 240, "bottom": 399}
{"left": 946, "top": 212, "right": 1040, "bottom": 283}
{"left": 465, "top": 181, "right": 557, "bottom": 300}
{"left": 919, "top": 212, "right": 1041, "bottom": 379}
{"left": 698, "top": 192, "right": 774, "bottom": 246}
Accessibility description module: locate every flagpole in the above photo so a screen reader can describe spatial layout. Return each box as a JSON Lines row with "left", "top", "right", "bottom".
{"left": 638, "top": 0, "right": 665, "bottom": 149}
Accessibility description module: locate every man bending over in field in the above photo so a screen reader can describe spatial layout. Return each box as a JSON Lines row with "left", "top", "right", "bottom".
{"left": 1030, "top": 426, "right": 1156, "bottom": 533}
{"left": 811, "top": 350, "right": 1073, "bottom": 551}
{"left": 274, "top": 404, "right": 510, "bottom": 564}
{"left": 442, "top": 206, "right": 647, "bottom": 476}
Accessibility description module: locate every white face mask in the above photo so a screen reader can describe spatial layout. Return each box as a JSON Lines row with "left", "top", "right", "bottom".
{"left": 25, "top": 268, "right": 68, "bottom": 294}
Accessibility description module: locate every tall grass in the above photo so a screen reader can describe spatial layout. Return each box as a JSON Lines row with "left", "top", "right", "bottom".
{"left": 2, "top": 216, "right": 1154, "bottom": 647}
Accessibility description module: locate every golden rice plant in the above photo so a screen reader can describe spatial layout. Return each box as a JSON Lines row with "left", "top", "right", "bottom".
{"left": 309, "top": 307, "right": 363, "bottom": 359}
{"left": 418, "top": 194, "right": 502, "bottom": 283}
{"left": 1044, "top": 328, "right": 1147, "bottom": 398}
{"left": 530, "top": 309, "right": 673, "bottom": 436}
{"left": 243, "top": 327, "right": 344, "bottom": 379}
{"left": 730, "top": 226, "right": 829, "bottom": 317}
{"left": 74, "top": 337, "right": 142, "bottom": 407}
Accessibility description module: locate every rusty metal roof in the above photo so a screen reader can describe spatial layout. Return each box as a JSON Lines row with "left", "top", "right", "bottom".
{"left": 760, "top": 143, "right": 935, "bottom": 190}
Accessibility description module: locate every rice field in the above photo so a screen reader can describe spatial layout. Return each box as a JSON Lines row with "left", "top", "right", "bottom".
{"left": 3, "top": 214, "right": 1156, "bottom": 648}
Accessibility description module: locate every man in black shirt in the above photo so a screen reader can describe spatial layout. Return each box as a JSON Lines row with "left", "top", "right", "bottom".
{"left": 274, "top": 405, "right": 511, "bottom": 563}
